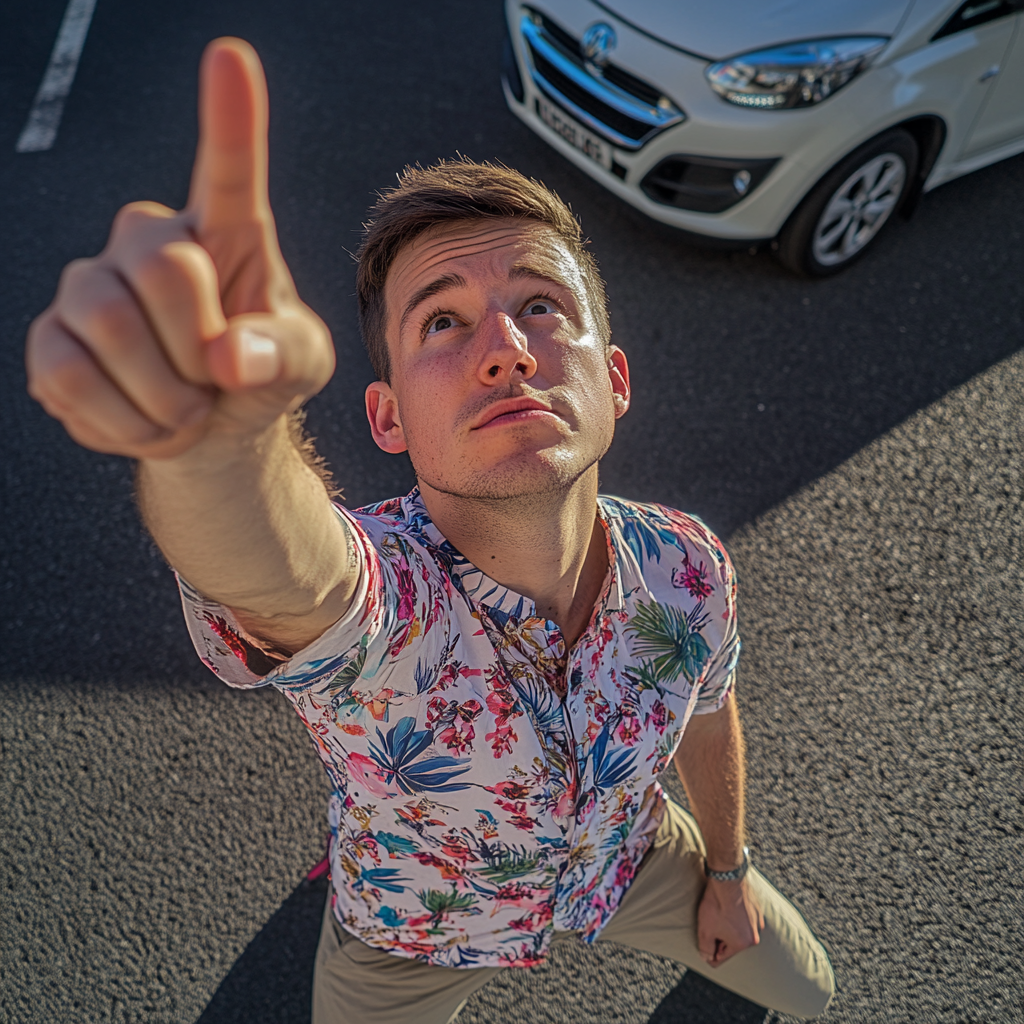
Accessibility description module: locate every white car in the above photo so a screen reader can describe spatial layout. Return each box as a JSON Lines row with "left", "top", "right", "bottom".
{"left": 501, "top": 0, "right": 1024, "bottom": 274}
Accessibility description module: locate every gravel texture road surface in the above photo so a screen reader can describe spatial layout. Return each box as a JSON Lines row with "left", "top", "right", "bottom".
{"left": 1, "top": 2, "right": 1021, "bottom": 1023}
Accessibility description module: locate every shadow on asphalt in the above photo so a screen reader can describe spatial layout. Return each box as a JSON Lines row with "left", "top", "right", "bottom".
{"left": 195, "top": 877, "right": 326, "bottom": 1024}
{"left": 195, "top": 875, "right": 768, "bottom": 1024}
{"left": 647, "top": 973, "right": 768, "bottom": 1024}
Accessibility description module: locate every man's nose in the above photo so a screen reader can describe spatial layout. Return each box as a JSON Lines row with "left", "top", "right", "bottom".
{"left": 477, "top": 312, "right": 538, "bottom": 384}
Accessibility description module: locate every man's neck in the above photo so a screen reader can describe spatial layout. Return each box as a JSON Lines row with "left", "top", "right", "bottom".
{"left": 418, "top": 470, "right": 607, "bottom": 648}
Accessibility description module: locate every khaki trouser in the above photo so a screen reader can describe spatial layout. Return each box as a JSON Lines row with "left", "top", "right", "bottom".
{"left": 313, "top": 801, "right": 835, "bottom": 1024}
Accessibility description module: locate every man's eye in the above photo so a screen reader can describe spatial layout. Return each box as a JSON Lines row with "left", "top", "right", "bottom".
{"left": 522, "top": 299, "right": 557, "bottom": 316}
{"left": 426, "top": 315, "right": 456, "bottom": 334}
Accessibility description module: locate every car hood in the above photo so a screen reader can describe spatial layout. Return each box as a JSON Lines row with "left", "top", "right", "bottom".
{"left": 593, "top": 0, "right": 916, "bottom": 60}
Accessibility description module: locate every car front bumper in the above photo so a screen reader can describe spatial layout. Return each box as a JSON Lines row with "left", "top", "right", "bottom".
{"left": 502, "top": 0, "right": 921, "bottom": 242}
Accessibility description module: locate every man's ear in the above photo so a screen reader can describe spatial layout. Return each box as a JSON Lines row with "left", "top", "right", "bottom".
{"left": 608, "top": 345, "right": 630, "bottom": 419}
{"left": 365, "top": 381, "right": 408, "bottom": 453}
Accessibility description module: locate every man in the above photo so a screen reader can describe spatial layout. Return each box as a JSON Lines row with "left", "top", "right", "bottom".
{"left": 26, "top": 38, "right": 834, "bottom": 1024}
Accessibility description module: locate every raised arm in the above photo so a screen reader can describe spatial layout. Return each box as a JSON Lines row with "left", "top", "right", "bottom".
{"left": 25, "top": 38, "right": 356, "bottom": 654}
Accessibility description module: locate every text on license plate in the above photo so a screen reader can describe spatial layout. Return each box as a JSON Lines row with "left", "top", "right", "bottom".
{"left": 536, "top": 97, "right": 609, "bottom": 168}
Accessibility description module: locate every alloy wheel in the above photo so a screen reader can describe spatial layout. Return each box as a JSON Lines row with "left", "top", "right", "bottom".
{"left": 811, "top": 153, "right": 907, "bottom": 267}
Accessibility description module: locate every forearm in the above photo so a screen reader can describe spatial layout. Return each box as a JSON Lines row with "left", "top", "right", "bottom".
{"left": 136, "top": 412, "right": 356, "bottom": 650}
{"left": 673, "top": 697, "right": 747, "bottom": 871}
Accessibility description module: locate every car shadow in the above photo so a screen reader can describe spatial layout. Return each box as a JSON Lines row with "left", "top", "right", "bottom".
{"left": 194, "top": 875, "right": 768, "bottom": 1024}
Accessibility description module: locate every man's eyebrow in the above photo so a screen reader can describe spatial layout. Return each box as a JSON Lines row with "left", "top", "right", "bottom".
{"left": 400, "top": 273, "right": 467, "bottom": 332}
{"left": 508, "top": 264, "right": 571, "bottom": 290}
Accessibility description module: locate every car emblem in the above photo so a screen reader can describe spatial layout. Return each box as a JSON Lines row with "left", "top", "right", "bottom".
{"left": 582, "top": 23, "right": 617, "bottom": 67}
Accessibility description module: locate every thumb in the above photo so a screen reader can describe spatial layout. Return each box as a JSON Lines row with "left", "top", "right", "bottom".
{"left": 204, "top": 310, "right": 335, "bottom": 397}
{"left": 208, "top": 322, "right": 281, "bottom": 390}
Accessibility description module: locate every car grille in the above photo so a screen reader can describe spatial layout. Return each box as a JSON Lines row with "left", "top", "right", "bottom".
{"left": 529, "top": 49, "right": 650, "bottom": 144}
{"left": 519, "top": 9, "right": 685, "bottom": 150}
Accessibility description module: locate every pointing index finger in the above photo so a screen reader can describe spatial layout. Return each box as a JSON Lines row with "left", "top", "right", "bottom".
{"left": 188, "top": 38, "right": 271, "bottom": 231}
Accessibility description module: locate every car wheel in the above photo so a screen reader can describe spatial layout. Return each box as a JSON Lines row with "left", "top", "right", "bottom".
{"left": 777, "top": 129, "right": 919, "bottom": 277}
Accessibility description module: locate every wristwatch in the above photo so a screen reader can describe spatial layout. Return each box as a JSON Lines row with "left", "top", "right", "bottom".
{"left": 704, "top": 846, "right": 750, "bottom": 882}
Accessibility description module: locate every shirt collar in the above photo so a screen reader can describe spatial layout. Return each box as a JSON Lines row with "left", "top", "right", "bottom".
{"left": 398, "top": 488, "right": 621, "bottom": 631}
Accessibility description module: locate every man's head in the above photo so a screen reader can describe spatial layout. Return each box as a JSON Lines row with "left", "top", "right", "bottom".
{"left": 356, "top": 160, "right": 629, "bottom": 504}
{"left": 356, "top": 160, "right": 610, "bottom": 383}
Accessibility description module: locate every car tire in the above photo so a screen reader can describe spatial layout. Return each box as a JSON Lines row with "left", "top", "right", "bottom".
{"left": 777, "top": 129, "right": 919, "bottom": 277}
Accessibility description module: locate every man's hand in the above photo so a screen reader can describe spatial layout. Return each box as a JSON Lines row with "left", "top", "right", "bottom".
{"left": 674, "top": 699, "right": 764, "bottom": 968}
{"left": 24, "top": 38, "right": 353, "bottom": 651}
{"left": 26, "top": 37, "right": 335, "bottom": 461}
{"left": 697, "top": 875, "right": 765, "bottom": 967}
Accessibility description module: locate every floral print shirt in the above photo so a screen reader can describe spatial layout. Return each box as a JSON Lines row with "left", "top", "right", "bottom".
{"left": 178, "top": 489, "right": 739, "bottom": 969}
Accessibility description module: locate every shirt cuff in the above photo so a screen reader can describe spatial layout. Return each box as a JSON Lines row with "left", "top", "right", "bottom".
{"left": 176, "top": 503, "right": 374, "bottom": 691}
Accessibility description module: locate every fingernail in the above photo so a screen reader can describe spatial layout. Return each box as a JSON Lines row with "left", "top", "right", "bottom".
{"left": 237, "top": 329, "right": 280, "bottom": 387}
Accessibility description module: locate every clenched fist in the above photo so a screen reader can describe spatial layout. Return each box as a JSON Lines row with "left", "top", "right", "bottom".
{"left": 26, "top": 38, "right": 335, "bottom": 462}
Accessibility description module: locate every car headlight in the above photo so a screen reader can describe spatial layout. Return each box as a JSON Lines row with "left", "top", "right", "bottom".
{"left": 705, "top": 38, "right": 888, "bottom": 110}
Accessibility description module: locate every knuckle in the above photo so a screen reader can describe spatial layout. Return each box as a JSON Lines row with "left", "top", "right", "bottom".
{"left": 25, "top": 310, "right": 54, "bottom": 358}
{"left": 80, "top": 295, "right": 144, "bottom": 354}
{"left": 48, "top": 351, "right": 97, "bottom": 403}
{"left": 162, "top": 238, "right": 213, "bottom": 274}
{"left": 133, "top": 239, "right": 211, "bottom": 295}
{"left": 57, "top": 262, "right": 124, "bottom": 330}
{"left": 57, "top": 257, "right": 98, "bottom": 297}
{"left": 112, "top": 200, "right": 175, "bottom": 236}
{"left": 131, "top": 247, "right": 179, "bottom": 293}
{"left": 26, "top": 323, "right": 81, "bottom": 395}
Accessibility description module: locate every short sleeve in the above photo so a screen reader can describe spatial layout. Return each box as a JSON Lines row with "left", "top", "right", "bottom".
{"left": 691, "top": 539, "right": 740, "bottom": 715}
{"left": 177, "top": 503, "right": 383, "bottom": 692}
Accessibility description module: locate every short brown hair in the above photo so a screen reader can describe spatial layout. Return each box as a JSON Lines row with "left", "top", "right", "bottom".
{"left": 355, "top": 159, "right": 610, "bottom": 382}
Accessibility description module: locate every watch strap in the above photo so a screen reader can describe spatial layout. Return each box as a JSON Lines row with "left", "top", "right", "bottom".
{"left": 704, "top": 846, "right": 750, "bottom": 882}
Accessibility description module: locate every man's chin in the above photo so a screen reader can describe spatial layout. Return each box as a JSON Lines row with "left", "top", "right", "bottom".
{"left": 415, "top": 450, "right": 597, "bottom": 504}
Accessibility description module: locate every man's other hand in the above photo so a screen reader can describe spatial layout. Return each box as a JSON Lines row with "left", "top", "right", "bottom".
{"left": 26, "top": 38, "right": 335, "bottom": 462}
{"left": 697, "top": 876, "right": 765, "bottom": 968}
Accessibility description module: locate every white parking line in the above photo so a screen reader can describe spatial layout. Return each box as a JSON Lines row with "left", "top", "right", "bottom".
{"left": 15, "top": 0, "right": 98, "bottom": 153}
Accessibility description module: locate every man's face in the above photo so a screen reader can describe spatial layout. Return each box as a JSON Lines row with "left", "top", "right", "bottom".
{"left": 364, "top": 219, "right": 630, "bottom": 502}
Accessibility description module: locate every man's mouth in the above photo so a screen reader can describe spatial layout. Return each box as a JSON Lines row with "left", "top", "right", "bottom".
{"left": 471, "top": 396, "right": 559, "bottom": 430}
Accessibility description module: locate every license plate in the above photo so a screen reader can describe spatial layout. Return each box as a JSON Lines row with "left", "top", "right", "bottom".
{"left": 536, "top": 97, "right": 609, "bottom": 168}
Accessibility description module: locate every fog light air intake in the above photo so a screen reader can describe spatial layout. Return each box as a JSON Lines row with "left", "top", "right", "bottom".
{"left": 641, "top": 155, "right": 779, "bottom": 213}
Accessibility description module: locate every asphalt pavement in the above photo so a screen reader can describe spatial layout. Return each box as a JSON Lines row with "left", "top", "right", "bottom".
{"left": 1, "top": 2, "right": 1021, "bottom": 1023}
